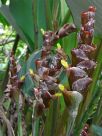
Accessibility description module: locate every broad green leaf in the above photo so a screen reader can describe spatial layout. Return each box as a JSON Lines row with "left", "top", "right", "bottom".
{"left": 0, "top": 0, "right": 48, "bottom": 51}
{"left": 19, "top": 50, "right": 41, "bottom": 95}
{"left": 9, "top": 0, "right": 34, "bottom": 50}
{"left": 0, "top": 12, "right": 9, "bottom": 26}
{"left": 60, "top": 0, "right": 69, "bottom": 25}
{"left": 33, "top": 0, "right": 47, "bottom": 48}
{"left": 0, "top": 5, "right": 30, "bottom": 48}
{"left": 92, "top": 125, "right": 102, "bottom": 136}
{"left": 60, "top": 2, "right": 77, "bottom": 57}
{"left": 62, "top": 32, "right": 77, "bottom": 56}
{"left": 65, "top": 0, "right": 102, "bottom": 37}
{"left": 1, "top": 0, "right": 7, "bottom": 4}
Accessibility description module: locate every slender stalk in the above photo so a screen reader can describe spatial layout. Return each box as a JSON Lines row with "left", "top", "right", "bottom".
{"left": 55, "top": 108, "right": 68, "bottom": 136}
{"left": 52, "top": 0, "right": 60, "bottom": 31}
{"left": 0, "top": 124, "right": 3, "bottom": 136}
{"left": 17, "top": 94, "right": 23, "bottom": 136}
{"left": 66, "top": 113, "right": 75, "bottom": 136}
{"left": 51, "top": 100, "right": 59, "bottom": 136}
{"left": 44, "top": 0, "right": 52, "bottom": 30}
{"left": 32, "top": 100, "right": 39, "bottom": 136}
{"left": 93, "top": 83, "right": 102, "bottom": 124}
{"left": 32, "top": 0, "right": 38, "bottom": 49}
{"left": 17, "top": 111, "right": 22, "bottom": 136}
{"left": 0, "top": 39, "right": 15, "bottom": 46}
{"left": 32, "top": 101, "right": 36, "bottom": 136}
{"left": 12, "top": 34, "right": 20, "bottom": 54}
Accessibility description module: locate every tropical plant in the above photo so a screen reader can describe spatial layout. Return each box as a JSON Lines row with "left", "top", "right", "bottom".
{"left": 0, "top": 0, "right": 102, "bottom": 136}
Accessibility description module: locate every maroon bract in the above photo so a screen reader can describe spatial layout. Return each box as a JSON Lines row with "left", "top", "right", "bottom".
{"left": 32, "top": 24, "right": 77, "bottom": 116}
{"left": 69, "top": 6, "right": 97, "bottom": 94}
{"left": 5, "top": 51, "right": 24, "bottom": 98}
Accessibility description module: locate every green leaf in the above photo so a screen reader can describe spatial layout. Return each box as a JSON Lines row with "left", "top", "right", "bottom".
{"left": 0, "top": 124, "right": 3, "bottom": 136}
{"left": 1, "top": 0, "right": 7, "bottom": 4}
{"left": 9, "top": 0, "right": 34, "bottom": 50}
{"left": 0, "top": 0, "right": 48, "bottom": 50}
{"left": 18, "top": 111, "right": 23, "bottom": 136}
{"left": 3, "top": 99, "right": 11, "bottom": 110}
{"left": 0, "top": 5, "right": 31, "bottom": 49}
{"left": 44, "top": 0, "right": 52, "bottom": 29}
{"left": 62, "top": 32, "right": 77, "bottom": 56}
{"left": 44, "top": 100, "right": 60, "bottom": 136}
{"left": 0, "top": 12, "right": 9, "bottom": 26}
{"left": 32, "top": 0, "right": 47, "bottom": 49}
{"left": 65, "top": 0, "right": 102, "bottom": 37}
{"left": 52, "top": 0, "right": 61, "bottom": 30}
{"left": 92, "top": 125, "right": 102, "bottom": 136}
{"left": 60, "top": 0, "right": 69, "bottom": 26}
{"left": 19, "top": 50, "right": 41, "bottom": 95}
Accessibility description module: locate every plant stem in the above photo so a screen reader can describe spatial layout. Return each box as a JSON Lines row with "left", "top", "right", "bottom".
{"left": 12, "top": 34, "right": 20, "bottom": 54}
{"left": 52, "top": 0, "right": 60, "bottom": 31}
{"left": 32, "top": 101, "right": 40, "bottom": 136}
{"left": 51, "top": 100, "right": 59, "bottom": 136}
{"left": 32, "top": 0, "right": 38, "bottom": 50}
{"left": 44, "top": 0, "right": 52, "bottom": 30}
{"left": 17, "top": 94, "right": 23, "bottom": 136}
{"left": 66, "top": 113, "right": 75, "bottom": 136}
{"left": 0, "top": 39, "right": 15, "bottom": 46}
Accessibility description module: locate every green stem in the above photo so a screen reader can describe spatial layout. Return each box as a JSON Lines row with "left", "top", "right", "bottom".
{"left": 17, "top": 111, "right": 22, "bottom": 136}
{"left": 93, "top": 86, "right": 102, "bottom": 124}
{"left": 44, "top": 100, "right": 59, "bottom": 136}
{"left": 66, "top": 114, "right": 75, "bottom": 136}
{"left": 51, "top": 100, "right": 59, "bottom": 136}
{"left": 55, "top": 108, "right": 68, "bottom": 136}
{"left": 17, "top": 94, "right": 23, "bottom": 136}
{"left": 0, "top": 124, "right": 3, "bottom": 136}
{"left": 44, "top": 0, "right": 52, "bottom": 30}
{"left": 52, "top": 0, "right": 60, "bottom": 31}
{"left": 12, "top": 34, "right": 20, "bottom": 54}
{"left": 32, "top": 0, "right": 38, "bottom": 49}
{"left": 32, "top": 101, "right": 39, "bottom": 136}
